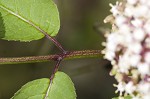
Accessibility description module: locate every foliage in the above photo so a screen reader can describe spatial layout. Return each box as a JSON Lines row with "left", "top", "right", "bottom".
{"left": 0, "top": 0, "right": 60, "bottom": 41}
{"left": 11, "top": 72, "right": 76, "bottom": 99}
{"left": 0, "top": 0, "right": 77, "bottom": 99}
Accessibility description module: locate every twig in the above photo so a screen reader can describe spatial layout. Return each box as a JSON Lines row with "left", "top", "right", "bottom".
{"left": 0, "top": 50, "right": 102, "bottom": 64}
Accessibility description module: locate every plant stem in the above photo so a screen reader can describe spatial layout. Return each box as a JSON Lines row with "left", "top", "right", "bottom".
{"left": 45, "top": 35, "right": 66, "bottom": 53}
{"left": 0, "top": 50, "right": 101, "bottom": 64}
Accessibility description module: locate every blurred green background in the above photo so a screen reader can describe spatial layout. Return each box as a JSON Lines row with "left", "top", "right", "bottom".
{"left": 0, "top": 0, "right": 117, "bottom": 99}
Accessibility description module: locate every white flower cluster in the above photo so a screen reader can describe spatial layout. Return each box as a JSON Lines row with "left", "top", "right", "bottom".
{"left": 103, "top": 0, "right": 150, "bottom": 98}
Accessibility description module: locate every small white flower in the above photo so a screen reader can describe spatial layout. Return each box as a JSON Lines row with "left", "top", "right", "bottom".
{"left": 127, "top": 0, "right": 138, "bottom": 5}
{"left": 133, "top": 5, "right": 149, "bottom": 17}
{"left": 110, "top": 3, "right": 120, "bottom": 16}
{"left": 115, "top": 15, "right": 127, "bottom": 26}
{"left": 144, "top": 21, "right": 150, "bottom": 34}
{"left": 128, "top": 42, "right": 142, "bottom": 54}
{"left": 118, "top": 24, "right": 131, "bottom": 34}
{"left": 125, "top": 82, "right": 136, "bottom": 94}
{"left": 104, "top": 50, "right": 115, "bottom": 60}
{"left": 124, "top": 6, "right": 135, "bottom": 17}
{"left": 145, "top": 52, "right": 150, "bottom": 63}
{"left": 118, "top": 58, "right": 130, "bottom": 73}
{"left": 129, "top": 54, "right": 141, "bottom": 67}
{"left": 133, "top": 28, "right": 145, "bottom": 41}
{"left": 114, "top": 82, "right": 126, "bottom": 95}
{"left": 138, "top": 82, "right": 150, "bottom": 94}
{"left": 131, "top": 18, "right": 143, "bottom": 28}
{"left": 138, "top": 63, "right": 150, "bottom": 75}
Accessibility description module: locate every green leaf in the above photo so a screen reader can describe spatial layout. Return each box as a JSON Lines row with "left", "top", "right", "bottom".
{"left": 0, "top": 0, "right": 60, "bottom": 41}
{"left": 112, "top": 95, "right": 132, "bottom": 99}
{"left": 11, "top": 71, "right": 76, "bottom": 99}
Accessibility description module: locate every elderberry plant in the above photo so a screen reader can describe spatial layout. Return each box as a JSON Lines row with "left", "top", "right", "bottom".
{"left": 1, "top": 0, "right": 149, "bottom": 99}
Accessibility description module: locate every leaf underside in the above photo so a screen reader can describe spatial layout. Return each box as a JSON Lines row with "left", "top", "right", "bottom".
{"left": 0, "top": 0, "right": 60, "bottom": 41}
{"left": 11, "top": 71, "right": 76, "bottom": 99}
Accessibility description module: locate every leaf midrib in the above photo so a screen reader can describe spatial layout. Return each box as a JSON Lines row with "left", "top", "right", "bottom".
{"left": 0, "top": 4, "right": 49, "bottom": 36}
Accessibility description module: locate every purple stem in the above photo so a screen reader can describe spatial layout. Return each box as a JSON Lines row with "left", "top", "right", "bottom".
{"left": 45, "top": 34, "right": 66, "bottom": 53}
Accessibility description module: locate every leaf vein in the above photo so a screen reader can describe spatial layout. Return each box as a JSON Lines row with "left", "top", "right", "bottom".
{"left": 0, "top": 4, "right": 50, "bottom": 37}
